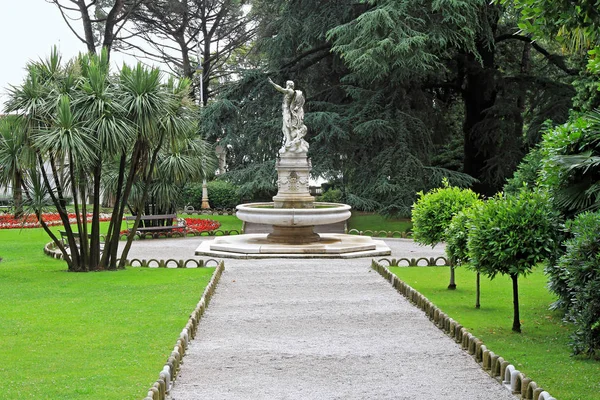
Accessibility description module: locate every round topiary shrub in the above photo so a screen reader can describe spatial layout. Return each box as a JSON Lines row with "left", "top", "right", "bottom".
{"left": 412, "top": 180, "right": 480, "bottom": 289}
{"left": 445, "top": 207, "right": 476, "bottom": 266}
{"left": 467, "top": 189, "right": 560, "bottom": 332}
{"left": 411, "top": 180, "right": 480, "bottom": 246}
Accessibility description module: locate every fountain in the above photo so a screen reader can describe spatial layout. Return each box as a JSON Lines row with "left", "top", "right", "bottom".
{"left": 195, "top": 79, "right": 391, "bottom": 258}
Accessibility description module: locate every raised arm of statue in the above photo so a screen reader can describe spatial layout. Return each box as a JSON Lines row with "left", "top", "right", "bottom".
{"left": 268, "top": 77, "right": 295, "bottom": 96}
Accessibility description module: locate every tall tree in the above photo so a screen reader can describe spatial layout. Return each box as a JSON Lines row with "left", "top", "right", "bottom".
{"left": 47, "top": 0, "right": 143, "bottom": 56}
{"left": 328, "top": 0, "right": 576, "bottom": 196}
{"left": 120, "top": 0, "right": 256, "bottom": 104}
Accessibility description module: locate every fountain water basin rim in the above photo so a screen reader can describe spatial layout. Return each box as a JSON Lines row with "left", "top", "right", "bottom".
{"left": 236, "top": 202, "right": 351, "bottom": 227}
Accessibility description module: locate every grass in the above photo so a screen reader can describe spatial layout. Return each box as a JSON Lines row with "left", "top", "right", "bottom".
{"left": 0, "top": 226, "right": 214, "bottom": 399}
{"left": 390, "top": 266, "right": 600, "bottom": 400}
{"left": 347, "top": 211, "right": 412, "bottom": 233}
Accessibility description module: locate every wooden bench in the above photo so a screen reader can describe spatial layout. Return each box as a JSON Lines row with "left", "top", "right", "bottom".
{"left": 59, "top": 231, "right": 104, "bottom": 252}
{"left": 125, "top": 214, "right": 187, "bottom": 238}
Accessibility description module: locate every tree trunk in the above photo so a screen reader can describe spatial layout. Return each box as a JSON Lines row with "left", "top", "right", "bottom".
{"left": 89, "top": 162, "right": 102, "bottom": 269}
{"left": 511, "top": 273, "right": 521, "bottom": 333}
{"left": 475, "top": 271, "right": 481, "bottom": 309}
{"left": 448, "top": 265, "right": 457, "bottom": 290}
{"left": 12, "top": 169, "right": 23, "bottom": 218}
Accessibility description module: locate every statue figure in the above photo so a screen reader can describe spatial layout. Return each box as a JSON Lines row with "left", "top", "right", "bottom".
{"left": 268, "top": 78, "right": 309, "bottom": 154}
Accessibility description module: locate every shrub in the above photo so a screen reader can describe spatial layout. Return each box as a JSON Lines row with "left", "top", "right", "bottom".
{"left": 317, "top": 188, "right": 343, "bottom": 203}
{"left": 411, "top": 180, "right": 480, "bottom": 246}
{"left": 445, "top": 204, "right": 483, "bottom": 307}
{"left": 468, "top": 190, "right": 560, "bottom": 332}
{"left": 180, "top": 183, "right": 204, "bottom": 210}
{"left": 207, "top": 180, "right": 240, "bottom": 209}
{"left": 180, "top": 180, "right": 240, "bottom": 210}
{"left": 503, "top": 147, "right": 543, "bottom": 195}
{"left": 557, "top": 211, "right": 600, "bottom": 357}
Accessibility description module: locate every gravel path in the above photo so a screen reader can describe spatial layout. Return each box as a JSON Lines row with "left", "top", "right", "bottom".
{"left": 124, "top": 238, "right": 515, "bottom": 399}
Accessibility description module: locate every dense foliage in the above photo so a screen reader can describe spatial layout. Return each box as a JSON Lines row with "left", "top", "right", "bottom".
{"left": 467, "top": 190, "right": 560, "bottom": 332}
{"left": 445, "top": 208, "right": 476, "bottom": 266}
{"left": 553, "top": 211, "right": 600, "bottom": 357}
{"left": 536, "top": 110, "right": 600, "bottom": 217}
{"left": 181, "top": 180, "right": 240, "bottom": 210}
{"left": 195, "top": 0, "right": 576, "bottom": 215}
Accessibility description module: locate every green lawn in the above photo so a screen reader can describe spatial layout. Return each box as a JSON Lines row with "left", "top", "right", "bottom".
{"left": 0, "top": 226, "right": 214, "bottom": 399}
{"left": 390, "top": 266, "right": 600, "bottom": 400}
{"left": 348, "top": 211, "right": 412, "bottom": 233}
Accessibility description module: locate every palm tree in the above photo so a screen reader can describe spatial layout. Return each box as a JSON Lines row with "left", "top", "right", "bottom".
{"left": 4, "top": 47, "right": 209, "bottom": 272}
{"left": 550, "top": 109, "right": 600, "bottom": 216}
{"left": 0, "top": 115, "right": 33, "bottom": 217}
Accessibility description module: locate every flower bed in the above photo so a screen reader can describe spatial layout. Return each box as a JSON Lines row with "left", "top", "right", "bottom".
{"left": 0, "top": 213, "right": 112, "bottom": 229}
{"left": 186, "top": 218, "right": 220, "bottom": 232}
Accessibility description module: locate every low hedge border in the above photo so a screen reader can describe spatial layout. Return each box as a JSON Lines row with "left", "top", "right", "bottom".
{"left": 143, "top": 260, "right": 225, "bottom": 400}
{"left": 371, "top": 260, "right": 557, "bottom": 400}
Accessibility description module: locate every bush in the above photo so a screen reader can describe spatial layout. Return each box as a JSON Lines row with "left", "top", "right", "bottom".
{"left": 468, "top": 190, "right": 560, "bottom": 332}
{"left": 503, "top": 147, "right": 543, "bottom": 195}
{"left": 411, "top": 180, "right": 480, "bottom": 246}
{"left": 316, "top": 188, "right": 343, "bottom": 203}
{"left": 180, "top": 183, "right": 203, "bottom": 210}
{"left": 557, "top": 211, "right": 600, "bottom": 357}
{"left": 180, "top": 180, "right": 240, "bottom": 210}
{"left": 207, "top": 180, "right": 240, "bottom": 209}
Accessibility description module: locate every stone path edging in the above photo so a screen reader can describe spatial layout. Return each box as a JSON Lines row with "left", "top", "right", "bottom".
{"left": 143, "top": 261, "right": 225, "bottom": 400}
{"left": 371, "top": 260, "right": 557, "bottom": 400}
{"left": 44, "top": 241, "right": 221, "bottom": 268}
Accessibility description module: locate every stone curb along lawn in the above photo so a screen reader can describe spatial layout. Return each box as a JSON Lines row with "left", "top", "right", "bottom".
{"left": 371, "top": 260, "right": 558, "bottom": 400}
{"left": 44, "top": 241, "right": 221, "bottom": 268}
{"left": 143, "top": 260, "right": 225, "bottom": 400}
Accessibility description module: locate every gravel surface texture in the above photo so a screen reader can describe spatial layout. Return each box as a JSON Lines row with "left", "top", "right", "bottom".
{"left": 123, "top": 238, "right": 516, "bottom": 400}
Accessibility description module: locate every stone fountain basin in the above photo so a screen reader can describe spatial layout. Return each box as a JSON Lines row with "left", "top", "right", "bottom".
{"left": 236, "top": 202, "right": 351, "bottom": 227}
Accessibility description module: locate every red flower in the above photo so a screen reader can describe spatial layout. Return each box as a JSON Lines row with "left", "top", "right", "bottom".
{"left": 0, "top": 213, "right": 112, "bottom": 229}
{"left": 184, "top": 218, "right": 220, "bottom": 232}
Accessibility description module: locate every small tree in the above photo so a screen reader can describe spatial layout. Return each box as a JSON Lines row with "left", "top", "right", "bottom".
{"left": 445, "top": 205, "right": 484, "bottom": 308}
{"left": 412, "top": 180, "right": 480, "bottom": 289}
{"left": 468, "top": 190, "right": 560, "bottom": 332}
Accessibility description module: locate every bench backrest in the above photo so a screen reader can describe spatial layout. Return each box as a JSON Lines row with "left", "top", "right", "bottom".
{"left": 125, "top": 214, "right": 178, "bottom": 221}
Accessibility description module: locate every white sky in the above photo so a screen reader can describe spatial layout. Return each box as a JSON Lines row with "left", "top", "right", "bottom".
{"left": 0, "top": 0, "right": 137, "bottom": 108}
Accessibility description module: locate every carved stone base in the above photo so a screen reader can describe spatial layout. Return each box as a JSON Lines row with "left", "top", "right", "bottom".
{"left": 267, "top": 225, "right": 321, "bottom": 244}
{"left": 274, "top": 151, "right": 314, "bottom": 208}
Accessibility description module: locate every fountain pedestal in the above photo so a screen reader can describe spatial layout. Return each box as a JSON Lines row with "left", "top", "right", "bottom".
{"left": 272, "top": 151, "right": 314, "bottom": 209}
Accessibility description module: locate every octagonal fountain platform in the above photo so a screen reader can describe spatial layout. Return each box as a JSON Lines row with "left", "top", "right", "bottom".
{"left": 195, "top": 202, "right": 391, "bottom": 259}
